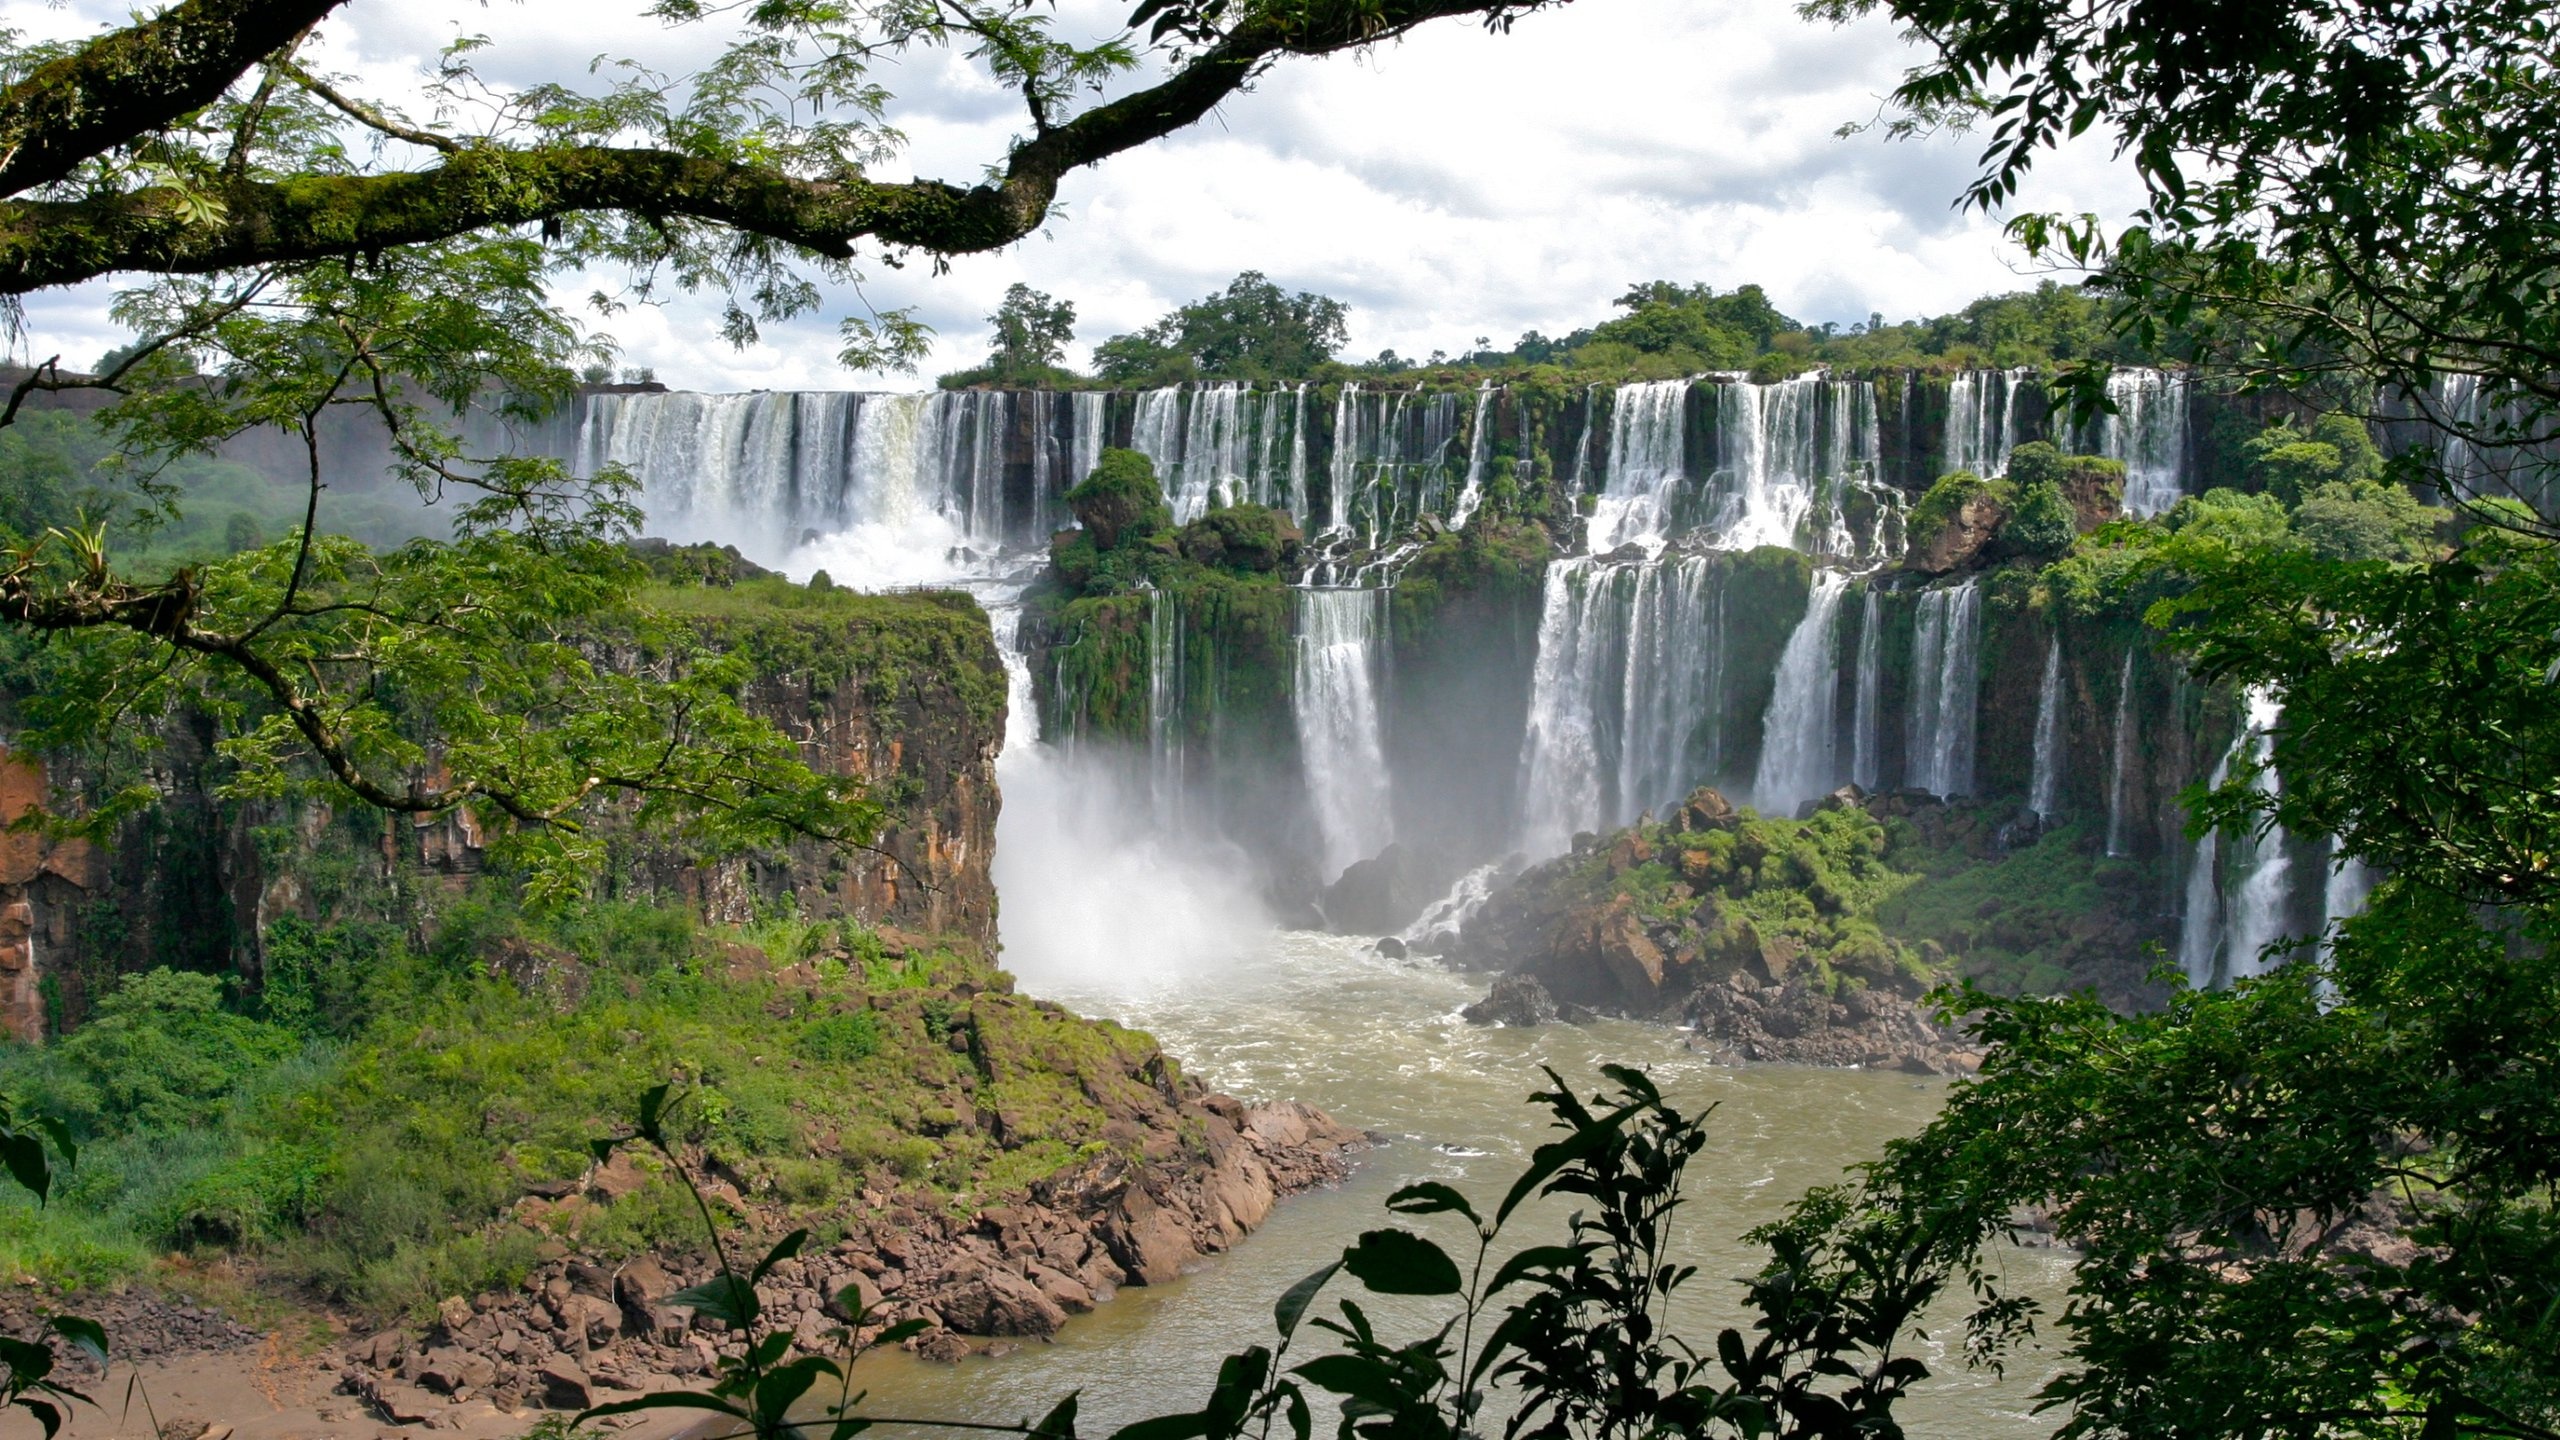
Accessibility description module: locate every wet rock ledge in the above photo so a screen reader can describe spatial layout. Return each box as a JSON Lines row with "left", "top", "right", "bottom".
{"left": 339, "top": 1097, "right": 1366, "bottom": 1421}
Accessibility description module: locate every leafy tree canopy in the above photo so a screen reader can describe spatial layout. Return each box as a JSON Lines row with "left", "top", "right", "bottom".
{"left": 1093, "top": 271, "right": 1351, "bottom": 383}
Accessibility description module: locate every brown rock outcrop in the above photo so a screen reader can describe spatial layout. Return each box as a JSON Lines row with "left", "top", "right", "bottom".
{"left": 1908, "top": 489, "right": 2007, "bottom": 575}
{"left": 329, "top": 1096, "right": 1368, "bottom": 1416}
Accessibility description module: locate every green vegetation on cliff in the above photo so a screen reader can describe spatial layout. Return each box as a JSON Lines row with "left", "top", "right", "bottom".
{"left": 1503, "top": 788, "right": 2165, "bottom": 1009}
{"left": 0, "top": 899, "right": 1184, "bottom": 1320}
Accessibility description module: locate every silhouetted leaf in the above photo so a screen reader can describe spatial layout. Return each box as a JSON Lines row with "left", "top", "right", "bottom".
{"left": 1341, "top": 1229, "right": 1461, "bottom": 1295}
{"left": 1274, "top": 1261, "right": 1340, "bottom": 1339}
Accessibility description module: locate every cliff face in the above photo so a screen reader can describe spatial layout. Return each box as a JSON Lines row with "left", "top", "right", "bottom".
{"left": 0, "top": 582, "right": 1008, "bottom": 1037}
{"left": 645, "top": 588, "right": 1006, "bottom": 946}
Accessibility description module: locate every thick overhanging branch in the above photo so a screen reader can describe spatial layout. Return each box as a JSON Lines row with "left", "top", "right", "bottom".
{"left": 0, "top": 0, "right": 1543, "bottom": 293}
{"left": 0, "top": 0, "right": 353, "bottom": 198}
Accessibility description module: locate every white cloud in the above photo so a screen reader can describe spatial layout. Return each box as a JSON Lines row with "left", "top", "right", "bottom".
{"left": 3, "top": 0, "right": 2147, "bottom": 389}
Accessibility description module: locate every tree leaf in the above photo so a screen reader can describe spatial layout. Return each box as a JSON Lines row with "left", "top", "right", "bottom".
{"left": 577, "top": 1391, "right": 748, "bottom": 1424}
{"left": 1290, "top": 1355, "right": 1411, "bottom": 1410}
{"left": 1484, "top": 1244, "right": 1584, "bottom": 1297}
{"left": 669, "top": 1275, "right": 759, "bottom": 1328}
{"left": 1341, "top": 1229, "right": 1462, "bottom": 1296}
{"left": 45, "top": 1316, "right": 105, "bottom": 1368}
{"left": 1383, "top": 1181, "right": 1480, "bottom": 1227}
{"left": 0, "top": 1133, "right": 51, "bottom": 1204}
{"left": 1031, "top": 1391, "right": 1080, "bottom": 1440}
{"left": 1274, "top": 1261, "right": 1340, "bottom": 1339}
{"left": 752, "top": 1228, "right": 810, "bottom": 1284}
{"left": 1105, "top": 1412, "right": 1210, "bottom": 1440}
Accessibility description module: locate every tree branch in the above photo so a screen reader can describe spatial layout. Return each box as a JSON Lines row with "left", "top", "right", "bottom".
{"left": 0, "top": 0, "right": 352, "bottom": 199}
{"left": 0, "top": 0, "right": 1547, "bottom": 293}
{"left": 281, "top": 59, "right": 459, "bottom": 154}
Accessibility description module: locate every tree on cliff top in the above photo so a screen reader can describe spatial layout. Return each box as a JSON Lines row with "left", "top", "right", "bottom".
{"left": 0, "top": 0, "right": 1555, "bottom": 888}
{"left": 1094, "top": 271, "right": 1352, "bottom": 383}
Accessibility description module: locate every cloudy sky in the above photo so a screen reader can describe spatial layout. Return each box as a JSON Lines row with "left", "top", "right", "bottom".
{"left": 9, "top": 0, "right": 2145, "bottom": 390}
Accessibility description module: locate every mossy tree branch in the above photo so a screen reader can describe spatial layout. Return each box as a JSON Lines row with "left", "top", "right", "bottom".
{"left": 0, "top": 0, "right": 1548, "bottom": 295}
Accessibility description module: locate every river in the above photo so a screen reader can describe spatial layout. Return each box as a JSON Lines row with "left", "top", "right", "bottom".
{"left": 847, "top": 928, "right": 2073, "bottom": 1438}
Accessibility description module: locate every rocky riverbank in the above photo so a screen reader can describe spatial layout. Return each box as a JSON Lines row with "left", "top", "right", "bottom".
{"left": 333, "top": 1095, "right": 1366, "bottom": 1423}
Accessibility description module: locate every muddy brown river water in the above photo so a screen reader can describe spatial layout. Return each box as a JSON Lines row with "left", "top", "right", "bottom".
{"left": 849, "top": 930, "right": 2072, "bottom": 1438}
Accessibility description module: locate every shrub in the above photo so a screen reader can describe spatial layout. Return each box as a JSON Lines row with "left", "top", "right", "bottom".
{"left": 1176, "top": 503, "right": 1301, "bottom": 571}
{"left": 795, "top": 1010, "right": 884, "bottom": 1063}
{"left": 0, "top": 969, "right": 301, "bottom": 1138}
{"left": 2294, "top": 479, "right": 2447, "bottom": 562}
{"left": 1065, "top": 448, "right": 1172, "bottom": 550}
{"left": 2002, "top": 477, "right": 2077, "bottom": 558}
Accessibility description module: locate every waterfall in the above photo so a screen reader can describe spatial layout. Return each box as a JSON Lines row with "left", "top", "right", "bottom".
{"left": 1294, "top": 587, "right": 1395, "bottom": 882}
{"left": 1517, "top": 554, "right": 1727, "bottom": 857}
{"left": 1943, "top": 368, "right": 2033, "bottom": 477}
{"left": 578, "top": 389, "right": 861, "bottom": 557}
{"left": 2096, "top": 369, "right": 2191, "bottom": 517}
{"left": 1902, "top": 579, "right": 1983, "bottom": 795}
{"left": 955, "top": 389, "right": 1010, "bottom": 547}
{"left": 1131, "top": 387, "right": 1185, "bottom": 511}
{"left": 1147, "top": 583, "right": 1185, "bottom": 829}
{"left": 2105, "top": 650, "right": 2137, "bottom": 855}
{"left": 1326, "top": 382, "right": 1362, "bottom": 534}
{"left": 2321, "top": 843, "right": 2376, "bottom": 954}
{"left": 1399, "top": 862, "right": 1504, "bottom": 951}
{"left": 1588, "top": 379, "right": 1689, "bottom": 552}
{"left": 1753, "top": 570, "right": 1849, "bottom": 817}
{"left": 2223, "top": 688, "right": 2291, "bottom": 980}
{"left": 1849, "top": 586, "right": 1884, "bottom": 791}
{"left": 2175, "top": 796, "right": 2226, "bottom": 988}
{"left": 2176, "top": 686, "right": 2287, "bottom": 986}
{"left": 1027, "top": 391, "right": 1058, "bottom": 537}
{"left": 1177, "top": 381, "right": 1251, "bottom": 519}
{"left": 1070, "top": 391, "right": 1107, "bottom": 492}
{"left": 1286, "top": 384, "right": 1310, "bottom": 521}
{"left": 2028, "top": 635, "right": 2065, "bottom": 820}
{"left": 1452, "top": 381, "right": 1495, "bottom": 529}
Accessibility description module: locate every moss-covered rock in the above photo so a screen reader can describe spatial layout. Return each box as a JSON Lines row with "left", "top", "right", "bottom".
{"left": 1452, "top": 788, "right": 2174, "bottom": 1015}
{"left": 1905, "top": 471, "right": 2012, "bottom": 574}
{"left": 1177, "top": 502, "right": 1303, "bottom": 573}
{"left": 1065, "top": 448, "right": 1172, "bottom": 551}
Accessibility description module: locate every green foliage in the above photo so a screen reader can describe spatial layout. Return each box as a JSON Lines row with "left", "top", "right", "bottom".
{"left": 1579, "top": 280, "right": 1795, "bottom": 371}
{"left": 0, "top": 970, "right": 299, "bottom": 1138}
{"left": 1175, "top": 503, "right": 1300, "bottom": 573}
{"left": 1746, "top": 526, "right": 2560, "bottom": 1437}
{"left": 1904, "top": 470, "right": 2004, "bottom": 559}
{"left": 1815, "top": 0, "right": 2560, "bottom": 527}
{"left": 2292, "top": 479, "right": 2447, "bottom": 562}
{"left": 2001, "top": 477, "right": 2076, "bottom": 558}
{"left": 2243, "top": 416, "right": 2385, "bottom": 505}
{"left": 0, "top": 891, "right": 1174, "bottom": 1323}
{"left": 1095, "top": 272, "right": 1350, "bottom": 384}
{"left": 981, "top": 282, "right": 1078, "bottom": 382}
{"left": 1066, "top": 449, "right": 1174, "bottom": 551}
{"left": 793, "top": 1010, "right": 883, "bottom": 1063}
